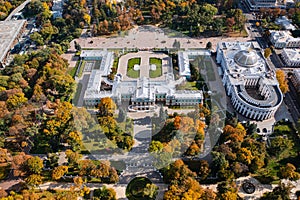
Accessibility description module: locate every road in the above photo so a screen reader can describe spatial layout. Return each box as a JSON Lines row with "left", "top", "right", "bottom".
{"left": 5, "top": 0, "right": 31, "bottom": 21}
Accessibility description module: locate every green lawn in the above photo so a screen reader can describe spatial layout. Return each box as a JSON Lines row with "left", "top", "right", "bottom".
{"left": 127, "top": 57, "right": 141, "bottom": 78}
{"left": 149, "top": 57, "right": 162, "bottom": 78}
{"left": 72, "top": 83, "right": 82, "bottom": 105}
{"left": 77, "top": 60, "right": 85, "bottom": 78}
{"left": 176, "top": 81, "right": 198, "bottom": 90}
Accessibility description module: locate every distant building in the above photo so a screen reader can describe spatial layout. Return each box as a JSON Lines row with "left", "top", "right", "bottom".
{"left": 281, "top": 48, "right": 300, "bottom": 67}
{"left": 51, "top": 0, "right": 64, "bottom": 19}
{"left": 269, "top": 30, "right": 300, "bottom": 49}
{"left": 290, "top": 69, "right": 300, "bottom": 93}
{"left": 0, "top": 20, "right": 26, "bottom": 68}
{"left": 81, "top": 50, "right": 203, "bottom": 110}
{"left": 275, "top": 16, "right": 296, "bottom": 31}
{"left": 216, "top": 42, "right": 283, "bottom": 120}
{"left": 244, "top": 0, "right": 285, "bottom": 11}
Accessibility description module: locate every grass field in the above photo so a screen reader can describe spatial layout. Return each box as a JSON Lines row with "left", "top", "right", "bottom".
{"left": 149, "top": 57, "right": 162, "bottom": 78}
{"left": 127, "top": 57, "right": 141, "bottom": 78}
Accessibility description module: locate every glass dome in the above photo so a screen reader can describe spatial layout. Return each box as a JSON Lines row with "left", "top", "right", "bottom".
{"left": 234, "top": 50, "right": 258, "bottom": 67}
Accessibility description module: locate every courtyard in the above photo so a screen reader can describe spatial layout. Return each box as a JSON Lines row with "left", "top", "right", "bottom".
{"left": 117, "top": 51, "right": 171, "bottom": 81}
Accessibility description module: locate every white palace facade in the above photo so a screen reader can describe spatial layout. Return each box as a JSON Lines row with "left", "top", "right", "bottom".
{"left": 216, "top": 42, "right": 283, "bottom": 121}
{"left": 80, "top": 50, "right": 204, "bottom": 111}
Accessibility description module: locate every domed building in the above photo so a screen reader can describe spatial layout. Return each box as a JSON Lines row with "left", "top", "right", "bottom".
{"left": 216, "top": 42, "right": 283, "bottom": 121}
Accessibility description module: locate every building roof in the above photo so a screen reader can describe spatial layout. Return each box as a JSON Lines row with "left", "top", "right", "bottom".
{"left": 282, "top": 48, "right": 300, "bottom": 63}
{"left": 178, "top": 50, "right": 211, "bottom": 77}
{"left": 217, "top": 41, "right": 282, "bottom": 109}
{"left": 275, "top": 16, "right": 296, "bottom": 31}
{"left": 270, "top": 30, "right": 300, "bottom": 43}
{"left": 234, "top": 50, "right": 258, "bottom": 67}
{"left": 0, "top": 20, "right": 26, "bottom": 63}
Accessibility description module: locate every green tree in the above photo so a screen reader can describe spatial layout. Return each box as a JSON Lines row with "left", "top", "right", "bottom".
{"left": 26, "top": 156, "right": 43, "bottom": 174}
{"left": 260, "top": 182, "right": 293, "bottom": 200}
{"left": 206, "top": 42, "right": 212, "bottom": 49}
{"left": 93, "top": 186, "right": 117, "bottom": 200}
{"left": 25, "top": 174, "right": 43, "bottom": 188}
{"left": 149, "top": 141, "right": 164, "bottom": 152}
{"left": 143, "top": 183, "right": 158, "bottom": 199}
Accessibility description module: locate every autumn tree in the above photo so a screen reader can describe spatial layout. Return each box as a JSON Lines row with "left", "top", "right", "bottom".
{"left": 198, "top": 160, "right": 210, "bottom": 180}
{"left": 98, "top": 97, "right": 116, "bottom": 117}
{"left": 25, "top": 174, "right": 43, "bottom": 188}
{"left": 52, "top": 166, "right": 68, "bottom": 180}
{"left": 280, "top": 163, "right": 300, "bottom": 180}
{"left": 276, "top": 70, "right": 289, "bottom": 94}
{"left": 11, "top": 152, "right": 32, "bottom": 177}
{"left": 264, "top": 48, "right": 272, "bottom": 58}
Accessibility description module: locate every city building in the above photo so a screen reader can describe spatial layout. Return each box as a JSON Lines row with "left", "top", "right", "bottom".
{"left": 216, "top": 42, "right": 283, "bottom": 120}
{"left": 244, "top": 0, "right": 285, "bottom": 11}
{"left": 0, "top": 20, "right": 26, "bottom": 68}
{"left": 281, "top": 48, "right": 300, "bottom": 67}
{"left": 178, "top": 50, "right": 211, "bottom": 79}
{"left": 291, "top": 69, "right": 300, "bottom": 93}
{"left": 269, "top": 30, "right": 300, "bottom": 49}
{"left": 81, "top": 50, "right": 203, "bottom": 110}
{"left": 275, "top": 16, "right": 296, "bottom": 31}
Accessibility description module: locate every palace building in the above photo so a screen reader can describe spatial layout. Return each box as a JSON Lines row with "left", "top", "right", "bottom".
{"left": 216, "top": 42, "right": 283, "bottom": 120}
{"left": 81, "top": 50, "right": 204, "bottom": 111}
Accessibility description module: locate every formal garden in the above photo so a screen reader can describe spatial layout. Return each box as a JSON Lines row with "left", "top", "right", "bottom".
{"left": 149, "top": 57, "right": 162, "bottom": 78}
{"left": 127, "top": 57, "right": 141, "bottom": 78}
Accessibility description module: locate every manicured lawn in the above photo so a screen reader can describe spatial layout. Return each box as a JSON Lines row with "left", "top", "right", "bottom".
{"left": 127, "top": 57, "right": 140, "bottom": 78}
{"left": 77, "top": 60, "right": 85, "bottom": 78}
{"left": 149, "top": 57, "right": 162, "bottom": 78}
{"left": 72, "top": 83, "right": 82, "bottom": 106}
{"left": 176, "top": 81, "right": 198, "bottom": 90}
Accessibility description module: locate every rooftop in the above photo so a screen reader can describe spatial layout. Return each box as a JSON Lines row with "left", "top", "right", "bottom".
{"left": 0, "top": 20, "right": 26, "bottom": 63}
{"left": 270, "top": 30, "right": 300, "bottom": 43}
{"left": 282, "top": 48, "right": 300, "bottom": 62}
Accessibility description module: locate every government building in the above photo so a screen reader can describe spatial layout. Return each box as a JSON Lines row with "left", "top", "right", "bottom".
{"left": 216, "top": 42, "right": 283, "bottom": 121}
{"left": 80, "top": 50, "right": 204, "bottom": 111}
{"left": 281, "top": 48, "right": 300, "bottom": 67}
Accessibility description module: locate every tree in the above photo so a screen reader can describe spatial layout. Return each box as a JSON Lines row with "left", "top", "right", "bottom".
{"left": 25, "top": 174, "right": 43, "bottom": 188}
{"left": 198, "top": 160, "right": 210, "bottom": 180}
{"left": 93, "top": 186, "right": 117, "bottom": 200}
{"left": 269, "top": 136, "right": 293, "bottom": 157}
{"left": 143, "top": 183, "right": 158, "bottom": 199}
{"left": 280, "top": 163, "right": 300, "bottom": 180}
{"left": 11, "top": 152, "right": 32, "bottom": 177}
{"left": 65, "top": 150, "right": 82, "bottom": 167}
{"left": 6, "top": 92, "right": 27, "bottom": 110}
{"left": 276, "top": 70, "right": 289, "bottom": 94}
{"left": 264, "top": 48, "right": 272, "bottom": 58}
{"left": 206, "top": 42, "right": 212, "bottom": 50}
{"left": 26, "top": 156, "right": 43, "bottom": 174}
{"left": 98, "top": 97, "right": 116, "bottom": 117}
{"left": 260, "top": 182, "right": 293, "bottom": 200}
{"left": 52, "top": 166, "right": 68, "bottom": 180}
{"left": 149, "top": 140, "right": 164, "bottom": 152}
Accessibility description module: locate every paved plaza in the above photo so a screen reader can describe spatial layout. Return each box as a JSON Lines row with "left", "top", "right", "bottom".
{"left": 72, "top": 25, "right": 252, "bottom": 52}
